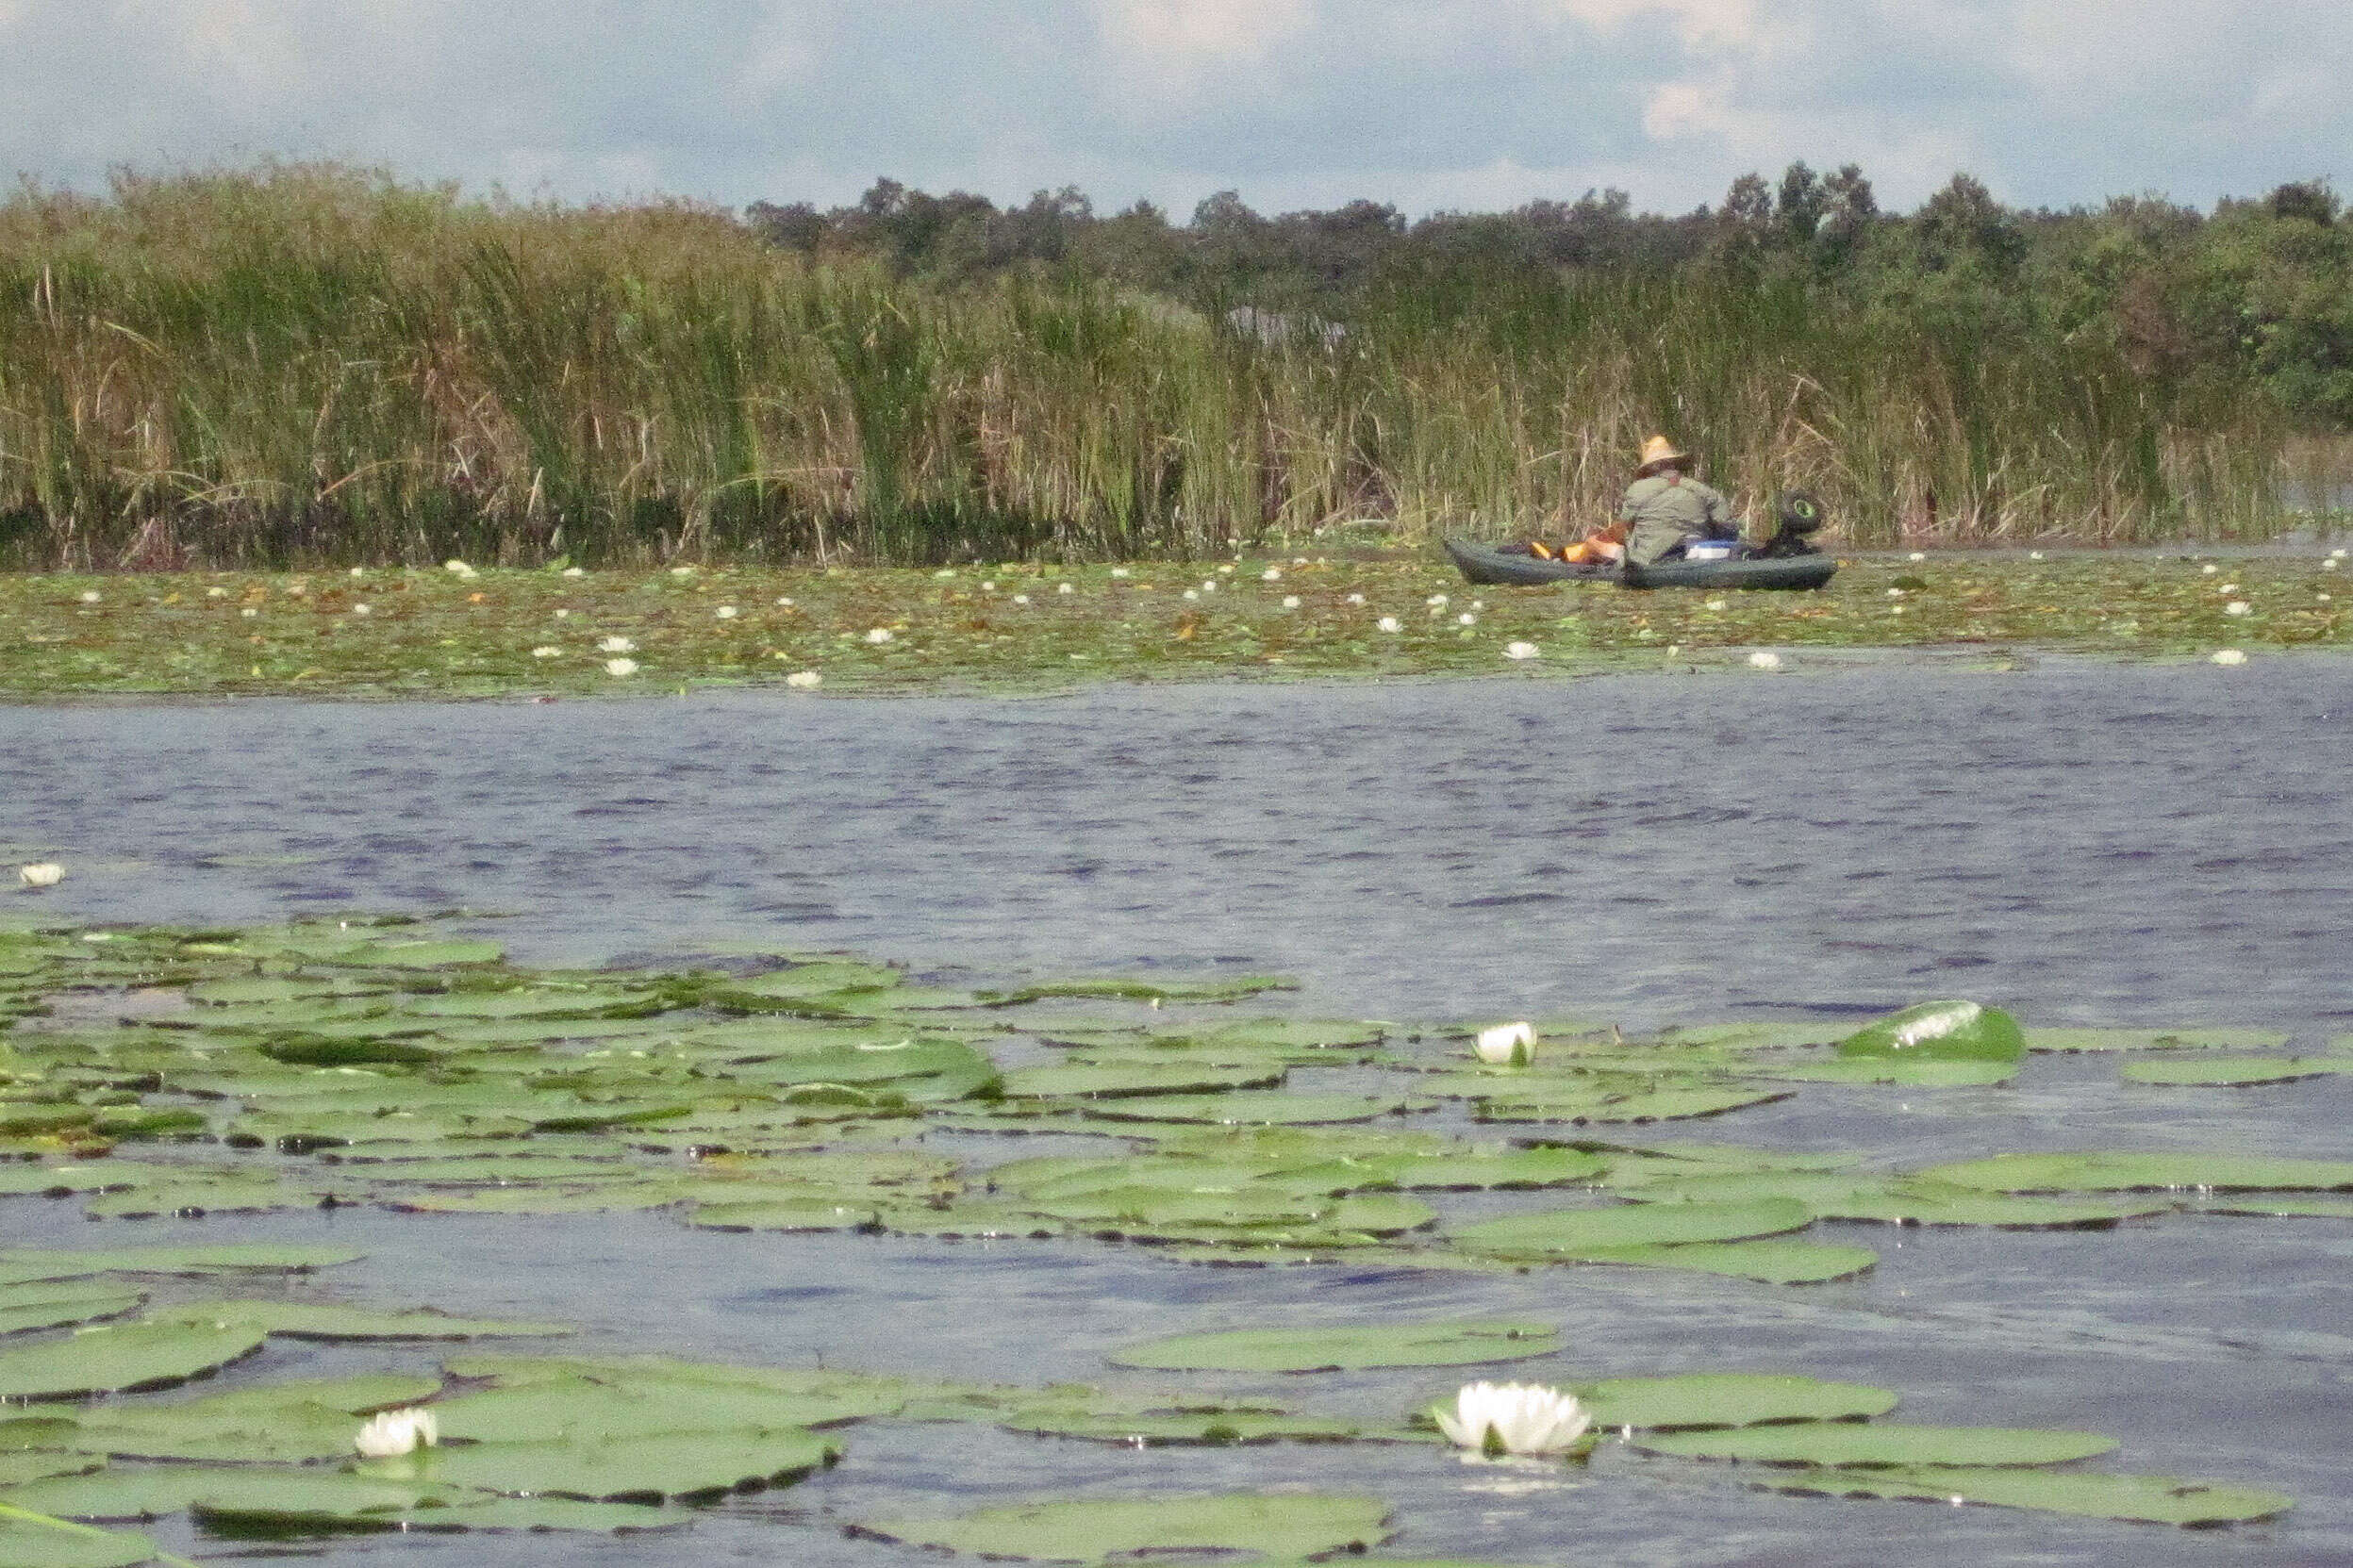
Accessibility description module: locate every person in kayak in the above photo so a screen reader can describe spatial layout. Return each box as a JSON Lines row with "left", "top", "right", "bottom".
{"left": 1619, "top": 435, "right": 1736, "bottom": 566}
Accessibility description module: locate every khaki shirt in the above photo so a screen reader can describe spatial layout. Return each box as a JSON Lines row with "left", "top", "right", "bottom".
{"left": 1619, "top": 472, "right": 1732, "bottom": 566}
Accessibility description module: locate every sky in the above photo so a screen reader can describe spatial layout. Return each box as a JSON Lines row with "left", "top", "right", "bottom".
{"left": 2, "top": 1, "right": 2344, "bottom": 221}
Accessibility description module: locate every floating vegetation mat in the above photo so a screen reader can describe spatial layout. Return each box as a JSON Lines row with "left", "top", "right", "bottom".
{"left": 0, "top": 553, "right": 2345, "bottom": 699}
{"left": 0, "top": 915, "right": 2328, "bottom": 1560}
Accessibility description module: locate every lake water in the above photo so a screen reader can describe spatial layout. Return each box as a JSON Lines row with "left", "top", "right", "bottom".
{"left": 3, "top": 654, "right": 2349, "bottom": 1566}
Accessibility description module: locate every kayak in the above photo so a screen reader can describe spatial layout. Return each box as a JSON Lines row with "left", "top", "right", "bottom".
{"left": 1443, "top": 537, "right": 1837, "bottom": 591}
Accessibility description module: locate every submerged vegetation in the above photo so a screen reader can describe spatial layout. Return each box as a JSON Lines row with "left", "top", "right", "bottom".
{"left": 0, "top": 164, "right": 2347, "bottom": 570}
{"left": 0, "top": 915, "right": 2329, "bottom": 1554}
{"left": 0, "top": 552, "right": 2343, "bottom": 698}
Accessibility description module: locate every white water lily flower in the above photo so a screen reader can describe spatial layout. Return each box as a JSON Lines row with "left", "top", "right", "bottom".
{"left": 597, "top": 636, "right": 636, "bottom": 653}
{"left": 1282, "top": 595, "right": 1301, "bottom": 609}
{"left": 670, "top": 565, "right": 694, "bottom": 578}
{"left": 1747, "top": 651, "right": 1783, "bottom": 670}
{"left": 78, "top": 590, "right": 100, "bottom": 603}
{"left": 1504, "top": 641, "right": 1539, "bottom": 662}
{"left": 785, "top": 669, "right": 822, "bottom": 689}
{"left": 604, "top": 657, "right": 638, "bottom": 677}
{"left": 1262, "top": 568, "right": 1282, "bottom": 581}
{"left": 1058, "top": 582, "right": 1074, "bottom": 594}
{"left": 1704, "top": 598, "right": 1728, "bottom": 611}
{"left": 207, "top": 586, "right": 227, "bottom": 598}
{"left": 2327, "top": 559, "right": 2341, "bottom": 572}
{"left": 18, "top": 864, "right": 64, "bottom": 888}
{"left": 1377, "top": 616, "right": 1402, "bottom": 633}
{"left": 442, "top": 558, "right": 472, "bottom": 575}
{"left": 2334, "top": 549, "right": 2349, "bottom": 559}
{"left": 1907, "top": 552, "right": 1926, "bottom": 562}
{"left": 866, "top": 627, "right": 895, "bottom": 643}
{"left": 1475, "top": 1021, "right": 1536, "bottom": 1065}
{"left": 1110, "top": 568, "right": 1131, "bottom": 579}
{"left": 2201, "top": 563, "right": 2219, "bottom": 574}
{"left": 1427, "top": 593, "right": 1449, "bottom": 607}
{"left": 1886, "top": 587, "right": 1905, "bottom": 598}
{"left": 715, "top": 605, "right": 737, "bottom": 619}
{"left": 530, "top": 646, "right": 560, "bottom": 658}
{"left": 1458, "top": 613, "right": 1477, "bottom": 626}
{"left": 980, "top": 580, "right": 996, "bottom": 590}
{"left": 352, "top": 604, "right": 371, "bottom": 616}
{"left": 1347, "top": 593, "right": 1367, "bottom": 605}
{"left": 354, "top": 1407, "right": 439, "bottom": 1458}
{"left": 1200, "top": 581, "right": 1218, "bottom": 594}
{"left": 1012, "top": 594, "right": 1032, "bottom": 605}
{"left": 934, "top": 569, "right": 955, "bottom": 579}
{"left": 2029, "top": 551, "right": 2045, "bottom": 560}
{"left": 2210, "top": 649, "right": 2247, "bottom": 666}
{"left": 554, "top": 608, "right": 571, "bottom": 619}
{"left": 349, "top": 567, "right": 366, "bottom": 577}
{"left": 776, "top": 596, "right": 794, "bottom": 606}
{"left": 562, "top": 566, "right": 586, "bottom": 578}
{"left": 1435, "top": 1381, "right": 1590, "bottom": 1457}
{"left": 2218, "top": 582, "right": 2238, "bottom": 593}
{"left": 1183, "top": 589, "right": 1200, "bottom": 602}
{"left": 240, "top": 607, "right": 258, "bottom": 619}
{"left": 2225, "top": 601, "right": 2251, "bottom": 617}
{"left": 1218, "top": 563, "right": 1235, "bottom": 574}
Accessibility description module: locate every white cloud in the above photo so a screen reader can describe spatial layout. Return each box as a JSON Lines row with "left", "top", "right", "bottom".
{"left": 1090, "top": 0, "right": 1317, "bottom": 91}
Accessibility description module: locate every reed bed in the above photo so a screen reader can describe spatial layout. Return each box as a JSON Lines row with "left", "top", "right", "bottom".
{"left": 0, "top": 166, "right": 2314, "bottom": 569}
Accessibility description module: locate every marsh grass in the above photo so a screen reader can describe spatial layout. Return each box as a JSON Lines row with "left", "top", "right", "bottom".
{"left": 0, "top": 166, "right": 2321, "bottom": 570}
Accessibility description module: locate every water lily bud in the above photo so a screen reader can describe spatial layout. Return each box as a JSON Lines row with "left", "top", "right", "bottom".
{"left": 1475, "top": 1021, "right": 1535, "bottom": 1065}
{"left": 18, "top": 863, "right": 64, "bottom": 888}
{"left": 354, "top": 1407, "right": 438, "bottom": 1458}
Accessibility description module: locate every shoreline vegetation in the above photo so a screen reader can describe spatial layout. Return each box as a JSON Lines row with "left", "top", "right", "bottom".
{"left": 1, "top": 553, "right": 2343, "bottom": 698}
{"left": 0, "top": 164, "right": 2347, "bottom": 572}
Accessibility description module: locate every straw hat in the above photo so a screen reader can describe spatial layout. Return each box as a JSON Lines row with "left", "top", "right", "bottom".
{"left": 1634, "top": 435, "right": 1692, "bottom": 476}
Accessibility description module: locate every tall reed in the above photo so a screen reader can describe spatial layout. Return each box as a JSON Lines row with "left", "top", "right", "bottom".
{"left": 0, "top": 165, "right": 2309, "bottom": 569}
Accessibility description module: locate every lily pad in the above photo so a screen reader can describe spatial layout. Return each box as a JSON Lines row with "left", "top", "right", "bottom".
{"left": 1112, "top": 1320, "right": 1558, "bottom": 1373}
{"left": 1756, "top": 1465, "right": 2292, "bottom": 1525}
{"left": 0, "top": 1320, "right": 269, "bottom": 1400}
{"left": 2027, "top": 1027, "right": 2291, "bottom": 1053}
{"left": 0, "top": 1245, "right": 364, "bottom": 1278}
{"left": 1473, "top": 1084, "right": 1790, "bottom": 1125}
{"left": 1568, "top": 1240, "right": 1879, "bottom": 1284}
{"left": 0, "top": 1515, "right": 161, "bottom": 1568}
{"left": 999, "top": 1063, "right": 1286, "bottom": 1099}
{"left": 1078, "top": 1093, "right": 1404, "bottom": 1126}
{"left": 856, "top": 1492, "right": 1389, "bottom": 1561}
{"left": 1916, "top": 1152, "right": 2353, "bottom": 1194}
{"left": 1000, "top": 1408, "right": 1379, "bottom": 1445}
{"left": 0, "top": 1282, "right": 145, "bottom": 1337}
{"left": 376, "top": 1427, "right": 838, "bottom": 1502}
{"left": 1450, "top": 1197, "right": 1814, "bottom": 1257}
{"left": 2119, "top": 1057, "right": 2348, "bottom": 1087}
{"left": 1637, "top": 1422, "right": 2116, "bottom": 1466}
{"left": 145, "top": 1301, "right": 574, "bottom": 1342}
{"left": 1837, "top": 1001, "right": 2023, "bottom": 1063}
{"left": 1577, "top": 1373, "right": 1899, "bottom": 1430}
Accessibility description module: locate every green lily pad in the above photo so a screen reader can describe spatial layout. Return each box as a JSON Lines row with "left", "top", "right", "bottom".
{"left": 1817, "top": 1186, "right": 2171, "bottom": 1229}
{"left": 1638, "top": 1422, "right": 2116, "bottom": 1466}
{"left": 0, "top": 1245, "right": 363, "bottom": 1278}
{"left": 1450, "top": 1197, "right": 1814, "bottom": 1257}
{"left": 1112, "top": 1320, "right": 1556, "bottom": 1373}
{"left": 145, "top": 1301, "right": 573, "bottom": 1342}
{"left": 2027, "top": 1027, "right": 2291, "bottom": 1052}
{"left": 1916, "top": 1152, "right": 2353, "bottom": 1194}
{"left": 986, "top": 975, "right": 1299, "bottom": 1004}
{"left": 1078, "top": 1093, "right": 1405, "bottom": 1126}
{"left": 1000, "top": 1409, "right": 1378, "bottom": 1445}
{"left": 347, "top": 940, "right": 505, "bottom": 969}
{"left": 1755, "top": 1465, "right": 2292, "bottom": 1525}
{"left": 1577, "top": 1373, "right": 1899, "bottom": 1430}
{"left": 363, "top": 1426, "right": 840, "bottom": 1501}
{"left": 0, "top": 1282, "right": 145, "bottom": 1337}
{"left": 2120, "top": 1057, "right": 2348, "bottom": 1087}
{"left": 0, "top": 1320, "right": 269, "bottom": 1400}
{"left": 1473, "top": 1084, "right": 1790, "bottom": 1125}
{"left": 2194, "top": 1196, "right": 2353, "bottom": 1218}
{"left": 0, "top": 1451, "right": 104, "bottom": 1487}
{"left": 0, "top": 1166, "right": 131, "bottom": 1197}
{"left": 0, "top": 1514, "right": 161, "bottom": 1568}
{"left": 684, "top": 1197, "right": 880, "bottom": 1232}
{"left": 856, "top": 1492, "right": 1389, "bottom": 1561}
{"left": 1754, "top": 1056, "right": 2019, "bottom": 1087}
{"left": 4, "top": 1463, "right": 436, "bottom": 1524}
{"left": 1837, "top": 1002, "right": 2023, "bottom": 1063}
{"left": 1568, "top": 1240, "right": 1880, "bottom": 1284}
{"left": 430, "top": 1375, "right": 899, "bottom": 1442}
{"left": 999, "top": 1063, "right": 1286, "bottom": 1099}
